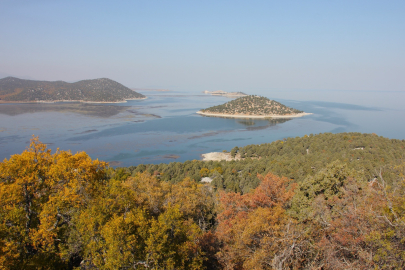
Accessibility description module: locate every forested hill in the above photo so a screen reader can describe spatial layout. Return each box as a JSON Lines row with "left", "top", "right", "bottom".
{"left": 2, "top": 133, "right": 405, "bottom": 269}
{"left": 0, "top": 77, "right": 145, "bottom": 102}
{"left": 130, "top": 132, "right": 405, "bottom": 193}
{"left": 200, "top": 95, "right": 303, "bottom": 115}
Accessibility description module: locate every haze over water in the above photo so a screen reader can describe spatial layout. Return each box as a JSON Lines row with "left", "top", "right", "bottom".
{"left": 1, "top": 1, "right": 404, "bottom": 167}
{"left": 1, "top": 90, "right": 404, "bottom": 167}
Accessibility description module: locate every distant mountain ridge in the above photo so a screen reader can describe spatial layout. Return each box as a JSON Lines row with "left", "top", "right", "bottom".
{"left": 0, "top": 77, "right": 145, "bottom": 103}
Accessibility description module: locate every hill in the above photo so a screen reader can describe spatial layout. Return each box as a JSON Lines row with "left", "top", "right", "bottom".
{"left": 0, "top": 77, "right": 146, "bottom": 103}
{"left": 198, "top": 95, "right": 307, "bottom": 118}
{"left": 2, "top": 132, "right": 405, "bottom": 269}
{"left": 130, "top": 132, "right": 405, "bottom": 192}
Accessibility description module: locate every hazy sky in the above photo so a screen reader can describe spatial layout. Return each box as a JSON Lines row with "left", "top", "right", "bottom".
{"left": 1, "top": 1, "right": 404, "bottom": 94}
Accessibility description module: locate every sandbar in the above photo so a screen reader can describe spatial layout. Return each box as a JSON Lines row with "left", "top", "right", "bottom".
{"left": 201, "top": 152, "right": 236, "bottom": 161}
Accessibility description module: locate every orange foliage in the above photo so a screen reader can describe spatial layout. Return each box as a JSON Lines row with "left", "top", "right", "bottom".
{"left": 216, "top": 173, "right": 296, "bottom": 269}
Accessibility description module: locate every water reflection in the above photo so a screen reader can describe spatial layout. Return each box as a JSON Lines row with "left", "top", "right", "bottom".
{"left": 237, "top": 119, "right": 256, "bottom": 126}
{"left": 246, "top": 119, "right": 290, "bottom": 131}
{"left": 0, "top": 103, "right": 130, "bottom": 117}
{"left": 1, "top": 92, "right": 403, "bottom": 167}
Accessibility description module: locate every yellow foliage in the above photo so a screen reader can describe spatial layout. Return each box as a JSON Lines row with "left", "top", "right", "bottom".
{"left": 0, "top": 139, "right": 210, "bottom": 269}
{"left": 0, "top": 136, "right": 107, "bottom": 269}
{"left": 210, "top": 166, "right": 223, "bottom": 175}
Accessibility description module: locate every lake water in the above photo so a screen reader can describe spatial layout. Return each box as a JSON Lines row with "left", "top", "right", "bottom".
{"left": 1, "top": 90, "right": 404, "bottom": 167}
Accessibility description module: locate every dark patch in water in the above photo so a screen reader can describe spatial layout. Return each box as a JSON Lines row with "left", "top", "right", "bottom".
{"left": 0, "top": 135, "right": 22, "bottom": 144}
{"left": 161, "top": 154, "right": 180, "bottom": 159}
{"left": 127, "top": 109, "right": 161, "bottom": 118}
{"left": 76, "top": 129, "right": 98, "bottom": 134}
{"left": 108, "top": 161, "right": 122, "bottom": 167}
{"left": 188, "top": 131, "right": 227, "bottom": 140}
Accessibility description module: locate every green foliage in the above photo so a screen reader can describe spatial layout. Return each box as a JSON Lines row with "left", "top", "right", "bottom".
{"left": 290, "top": 160, "right": 364, "bottom": 221}
{"left": 230, "top": 146, "right": 238, "bottom": 158}
{"left": 0, "top": 77, "right": 145, "bottom": 102}
{"left": 2, "top": 133, "right": 405, "bottom": 269}
{"left": 129, "top": 133, "right": 405, "bottom": 194}
{"left": 201, "top": 95, "right": 303, "bottom": 115}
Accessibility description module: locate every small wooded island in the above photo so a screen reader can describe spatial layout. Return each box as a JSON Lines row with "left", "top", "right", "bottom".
{"left": 197, "top": 95, "right": 311, "bottom": 118}
{"left": 0, "top": 77, "right": 145, "bottom": 103}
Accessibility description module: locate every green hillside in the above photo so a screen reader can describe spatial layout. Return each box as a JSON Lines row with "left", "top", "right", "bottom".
{"left": 201, "top": 95, "right": 303, "bottom": 115}
{"left": 0, "top": 77, "right": 145, "bottom": 102}
{"left": 2, "top": 132, "right": 405, "bottom": 269}
{"left": 130, "top": 132, "right": 405, "bottom": 193}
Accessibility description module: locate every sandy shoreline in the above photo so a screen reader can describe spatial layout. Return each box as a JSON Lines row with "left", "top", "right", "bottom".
{"left": 201, "top": 152, "right": 238, "bottom": 161}
{"left": 196, "top": 111, "right": 312, "bottom": 119}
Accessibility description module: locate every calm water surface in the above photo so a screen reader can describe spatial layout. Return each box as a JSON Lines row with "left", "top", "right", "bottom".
{"left": 1, "top": 91, "right": 404, "bottom": 167}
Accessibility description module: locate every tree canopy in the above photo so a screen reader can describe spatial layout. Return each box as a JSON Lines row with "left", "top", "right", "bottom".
{"left": 201, "top": 95, "right": 303, "bottom": 115}
{"left": 1, "top": 134, "right": 405, "bottom": 269}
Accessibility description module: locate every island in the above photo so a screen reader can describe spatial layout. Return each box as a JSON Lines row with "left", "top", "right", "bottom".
{"left": 0, "top": 77, "right": 146, "bottom": 103}
{"left": 197, "top": 95, "right": 311, "bottom": 119}
{"left": 202, "top": 90, "right": 247, "bottom": 97}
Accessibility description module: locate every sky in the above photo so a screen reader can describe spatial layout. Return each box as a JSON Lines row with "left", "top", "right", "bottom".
{"left": 1, "top": 0, "right": 404, "bottom": 95}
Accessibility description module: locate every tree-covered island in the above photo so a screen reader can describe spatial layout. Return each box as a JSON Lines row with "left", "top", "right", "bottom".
{"left": 0, "top": 77, "right": 146, "bottom": 103}
{"left": 197, "top": 95, "right": 310, "bottom": 118}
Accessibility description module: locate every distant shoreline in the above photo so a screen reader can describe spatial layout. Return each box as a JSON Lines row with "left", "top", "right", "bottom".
{"left": 203, "top": 90, "right": 247, "bottom": 97}
{"left": 196, "top": 111, "right": 312, "bottom": 119}
{"left": 133, "top": 88, "right": 170, "bottom": 92}
{"left": 0, "top": 97, "right": 147, "bottom": 104}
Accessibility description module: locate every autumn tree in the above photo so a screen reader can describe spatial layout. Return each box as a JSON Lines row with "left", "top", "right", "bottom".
{"left": 77, "top": 173, "right": 212, "bottom": 269}
{"left": 0, "top": 136, "right": 107, "bottom": 269}
{"left": 216, "top": 173, "right": 296, "bottom": 269}
{"left": 289, "top": 161, "right": 405, "bottom": 269}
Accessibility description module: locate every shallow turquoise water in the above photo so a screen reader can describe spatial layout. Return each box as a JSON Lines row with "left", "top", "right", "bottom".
{"left": 0, "top": 91, "right": 404, "bottom": 166}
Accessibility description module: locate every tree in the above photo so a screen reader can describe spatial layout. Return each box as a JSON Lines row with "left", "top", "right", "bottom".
{"left": 289, "top": 160, "right": 364, "bottom": 221}
{"left": 79, "top": 173, "right": 209, "bottom": 269}
{"left": 0, "top": 136, "right": 107, "bottom": 269}
{"left": 230, "top": 147, "right": 239, "bottom": 158}
{"left": 200, "top": 168, "right": 209, "bottom": 177}
{"left": 216, "top": 173, "right": 296, "bottom": 269}
{"left": 288, "top": 162, "right": 405, "bottom": 269}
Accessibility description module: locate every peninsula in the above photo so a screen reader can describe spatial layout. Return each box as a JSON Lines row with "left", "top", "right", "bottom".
{"left": 0, "top": 77, "right": 146, "bottom": 103}
{"left": 203, "top": 90, "right": 247, "bottom": 97}
{"left": 197, "top": 95, "right": 311, "bottom": 119}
